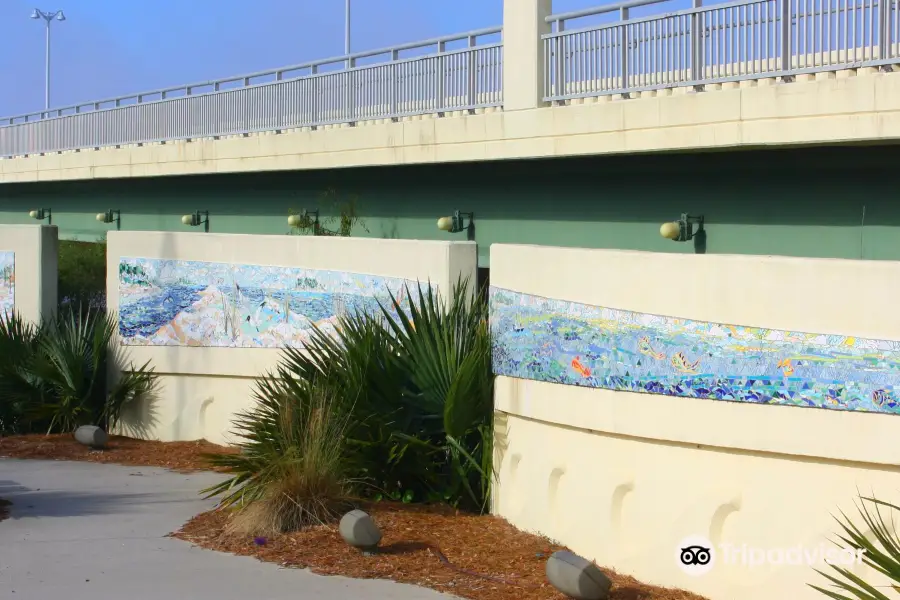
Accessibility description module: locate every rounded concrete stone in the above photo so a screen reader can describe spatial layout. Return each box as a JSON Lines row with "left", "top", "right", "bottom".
{"left": 74, "top": 425, "right": 108, "bottom": 448}
{"left": 545, "top": 550, "right": 611, "bottom": 600}
{"left": 339, "top": 509, "right": 383, "bottom": 550}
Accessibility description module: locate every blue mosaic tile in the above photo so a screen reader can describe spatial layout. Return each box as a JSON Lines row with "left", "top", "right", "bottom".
{"left": 489, "top": 286, "right": 900, "bottom": 415}
{"left": 118, "top": 257, "right": 425, "bottom": 348}
{"left": 0, "top": 251, "right": 13, "bottom": 320}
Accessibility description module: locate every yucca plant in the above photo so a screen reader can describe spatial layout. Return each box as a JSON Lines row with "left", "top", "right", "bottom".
{"left": 811, "top": 493, "right": 900, "bottom": 599}
{"left": 202, "top": 374, "right": 354, "bottom": 535}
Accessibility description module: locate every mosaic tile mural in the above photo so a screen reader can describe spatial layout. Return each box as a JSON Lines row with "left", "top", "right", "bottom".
{"left": 490, "top": 286, "right": 900, "bottom": 415}
{"left": 0, "top": 251, "right": 14, "bottom": 320}
{"left": 118, "top": 257, "right": 425, "bottom": 348}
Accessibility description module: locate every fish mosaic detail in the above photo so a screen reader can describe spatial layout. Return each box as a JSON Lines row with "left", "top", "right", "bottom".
{"left": 489, "top": 286, "right": 900, "bottom": 415}
{"left": 118, "top": 257, "right": 426, "bottom": 348}
{"left": 0, "top": 252, "right": 13, "bottom": 320}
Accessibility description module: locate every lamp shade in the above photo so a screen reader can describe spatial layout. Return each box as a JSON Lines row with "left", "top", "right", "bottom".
{"left": 436, "top": 216, "right": 454, "bottom": 232}
{"left": 181, "top": 214, "right": 194, "bottom": 225}
{"left": 96, "top": 213, "right": 107, "bottom": 222}
{"left": 659, "top": 221, "right": 681, "bottom": 240}
{"left": 287, "top": 214, "right": 302, "bottom": 227}
{"left": 28, "top": 210, "right": 39, "bottom": 219}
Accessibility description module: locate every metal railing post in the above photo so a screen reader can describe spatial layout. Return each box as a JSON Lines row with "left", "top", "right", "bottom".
{"left": 346, "top": 57, "right": 357, "bottom": 124}
{"left": 691, "top": 0, "right": 704, "bottom": 82}
{"left": 311, "top": 64, "right": 319, "bottom": 125}
{"left": 781, "top": 0, "right": 792, "bottom": 72}
{"left": 620, "top": 8, "right": 630, "bottom": 92}
{"left": 391, "top": 49, "right": 399, "bottom": 116}
{"left": 555, "top": 21, "right": 566, "bottom": 97}
{"left": 436, "top": 41, "right": 446, "bottom": 112}
{"left": 879, "top": 0, "right": 892, "bottom": 59}
{"left": 467, "top": 35, "right": 477, "bottom": 107}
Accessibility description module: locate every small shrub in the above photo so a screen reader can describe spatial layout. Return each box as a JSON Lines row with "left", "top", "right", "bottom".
{"left": 58, "top": 239, "right": 107, "bottom": 311}
{"left": 203, "top": 375, "right": 354, "bottom": 536}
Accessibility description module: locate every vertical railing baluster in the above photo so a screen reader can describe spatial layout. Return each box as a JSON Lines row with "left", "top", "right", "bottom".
{"left": 692, "top": 0, "right": 704, "bottom": 82}
{"left": 781, "top": 0, "right": 792, "bottom": 72}
{"left": 436, "top": 41, "right": 446, "bottom": 113}
{"left": 467, "top": 36, "right": 477, "bottom": 107}
{"left": 556, "top": 21, "right": 566, "bottom": 98}
{"left": 620, "top": 7, "right": 630, "bottom": 91}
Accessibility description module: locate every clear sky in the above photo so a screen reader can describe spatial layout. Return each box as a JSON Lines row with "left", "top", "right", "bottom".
{"left": 0, "top": 0, "right": 683, "bottom": 118}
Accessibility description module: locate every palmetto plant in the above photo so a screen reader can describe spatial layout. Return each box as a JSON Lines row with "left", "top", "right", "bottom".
{"left": 811, "top": 494, "right": 900, "bottom": 600}
{"left": 378, "top": 279, "right": 494, "bottom": 511}
{"left": 0, "top": 312, "right": 44, "bottom": 434}
{"left": 0, "top": 306, "right": 157, "bottom": 434}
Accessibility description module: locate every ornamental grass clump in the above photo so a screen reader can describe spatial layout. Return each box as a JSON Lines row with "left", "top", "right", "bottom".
{"left": 203, "top": 375, "right": 355, "bottom": 536}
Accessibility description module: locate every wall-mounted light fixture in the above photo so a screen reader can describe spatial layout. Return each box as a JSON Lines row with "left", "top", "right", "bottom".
{"left": 182, "top": 210, "right": 210, "bottom": 233}
{"left": 437, "top": 210, "right": 474, "bottom": 241}
{"left": 96, "top": 209, "right": 121, "bottom": 230}
{"left": 287, "top": 209, "right": 320, "bottom": 235}
{"left": 28, "top": 208, "right": 52, "bottom": 225}
{"left": 660, "top": 213, "right": 706, "bottom": 253}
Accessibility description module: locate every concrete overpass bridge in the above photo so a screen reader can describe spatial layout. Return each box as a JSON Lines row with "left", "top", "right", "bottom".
{"left": 3, "top": 0, "right": 900, "bottom": 266}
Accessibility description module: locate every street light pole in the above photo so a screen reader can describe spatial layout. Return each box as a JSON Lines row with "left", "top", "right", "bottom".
{"left": 345, "top": 0, "right": 351, "bottom": 68}
{"left": 345, "top": 0, "right": 351, "bottom": 55}
{"left": 30, "top": 8, "right": 66, "bottom": 111}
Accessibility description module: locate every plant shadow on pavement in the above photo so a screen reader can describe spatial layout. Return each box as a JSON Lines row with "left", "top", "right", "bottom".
{"left": 0, "top": 479, "right": 207, "bottom": 519}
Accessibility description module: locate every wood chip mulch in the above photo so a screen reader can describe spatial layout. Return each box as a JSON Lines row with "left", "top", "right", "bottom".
{"left": 171, "top": 501, "right": 708, "bottom": 600}
{"left": 0, "top": 434, "right": 707, "bottom": 600}
{"left": 0, "top": 433, "right": 237, "bottom": 472}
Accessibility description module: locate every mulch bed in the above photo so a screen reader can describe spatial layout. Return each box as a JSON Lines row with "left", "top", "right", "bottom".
{"left": 0, "top": 434, "right": 706, "bottom": 600}
{"left": 172, "top": 502, "right": 707, "bottom": 600}
{"left": 0, "top": 433, "right": 237, "bottom": 472}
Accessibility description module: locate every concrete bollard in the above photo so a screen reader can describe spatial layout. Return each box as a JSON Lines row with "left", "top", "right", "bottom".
{"left": 74, "top": 425, "right": 108, "bottom": 449}
{"left": 546, "top": 550, "right": 612, "bottom": 600}
{"left": 338, "top": 510, "right": 383, "bottom": 552}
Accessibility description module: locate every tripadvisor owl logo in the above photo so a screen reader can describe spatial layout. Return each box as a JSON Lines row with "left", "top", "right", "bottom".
{"left": 676, "top": 535, "right": 716, "bottom": 576}
{"left": 675, "top": 534, "right": 866, "bottom": 576}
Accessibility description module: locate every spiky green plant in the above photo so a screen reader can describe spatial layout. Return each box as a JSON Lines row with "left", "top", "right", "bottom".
{"left": 0, "top": 306, "right": 157, "bottom": 434}
{"left": 377, "top": 278, "right": 495, "bottom": 511}
{"left": 203, "top": 276, "right": 495, "bottom": 522}
{"left": 810, "top": 493, "right": 900, "bottom": 599}
{"left": 0, "top": 311, "right": 45, "bottom": 434}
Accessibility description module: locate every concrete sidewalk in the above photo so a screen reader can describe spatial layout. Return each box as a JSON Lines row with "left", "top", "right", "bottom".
{"left": 0, "top": 459, "right": 452, "bottom": 600}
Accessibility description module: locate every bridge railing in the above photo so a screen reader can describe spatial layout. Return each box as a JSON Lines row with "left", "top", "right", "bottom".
{"left": 0, "top": 27, "right": 502, "bottom": 157}
{"left": 544, "top": 0, "right": 900, "bottom": 100}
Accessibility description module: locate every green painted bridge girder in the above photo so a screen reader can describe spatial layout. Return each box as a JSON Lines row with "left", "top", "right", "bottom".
{"left": 1, "top": 145, "right": 899, "bottom": 267}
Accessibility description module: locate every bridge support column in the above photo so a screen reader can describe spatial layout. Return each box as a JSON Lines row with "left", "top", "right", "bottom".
{"left": 502, "top": 0, "right": 552, "bottom": 111}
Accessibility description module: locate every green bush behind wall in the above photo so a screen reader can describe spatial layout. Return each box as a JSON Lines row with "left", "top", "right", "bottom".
{"left": 58, "top": 239, "right": 107, "bottom": 309}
